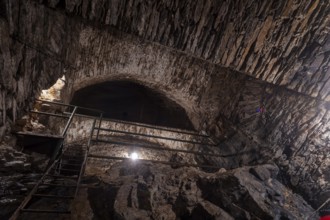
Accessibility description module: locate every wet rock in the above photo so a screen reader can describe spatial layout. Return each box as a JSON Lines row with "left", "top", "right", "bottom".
{"left": 73, "top": 162, "right": 316, "bottom": 220}
{"left": 0, "top": 142, "right": 46, "bottom": 219}
{"left": 249, "top": 164, "right": 278, "bottom": 181}
{"left": 4, "top": 160, "right": 24, "bottom": 169}
{"left": 0, "top": 0, "right": 328, "bottom": 213}
{"left": 198, "top": 165, "right": 316, "bottom": 220}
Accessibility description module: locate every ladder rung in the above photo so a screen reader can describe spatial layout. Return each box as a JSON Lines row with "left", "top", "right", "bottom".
{"left": 58, "top": 163, "right": 82, "bottom": 167}
{"left": 60, "top": 158, "right": 83, "bottom": 162}
{"left": 39, "top": 183, "right": 77, "bottom": 188}
{"left": 63, "top": 153, "right": 84, "bottom": 156}
{"left": 52, "top": 168, "right": 81, "bottom": 172}
{"left": 21, "top": 208, "right": 71, "bottom": 214}
{"left": 46, "top": 174, "right": 78, "bottom": 179}
{"left": 65, "top": 147, "right": 84, "bottom": 150}
{"left": 63, "top": 155, "right": 85, "bottom": 158}
{"left": 64, "top": 150, "right": 84, "bottom": 152}
{"left": 63, "top": 154, "right": 84, "bottom": 156}
{"left": 32, "top": 194, "right": 74, "bottom": 199}
{"left": 62, "top": 157, "right": 84, "bottom": 160}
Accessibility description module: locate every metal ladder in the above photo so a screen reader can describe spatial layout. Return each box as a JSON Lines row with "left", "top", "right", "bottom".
{"left": 9, "top": 100, "right": 102, "bottom": 220}
{"left": 9, "top": 143, "right": 87, "bottom": 219}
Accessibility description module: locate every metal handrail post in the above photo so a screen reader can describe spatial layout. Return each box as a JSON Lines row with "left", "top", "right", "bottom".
{"left": 96, "top": 113, "right": 103, "bottom": 141}
{"left": 62, "top": 106, "right": 77, "bottom": 137}
{"left": 75, "top": 118, "right": 97, "bottom": 197}
{"left": 88, "top": 119, "right": 97, "bottom": 150}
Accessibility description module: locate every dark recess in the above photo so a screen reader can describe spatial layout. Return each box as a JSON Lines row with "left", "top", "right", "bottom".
{"left": 70, "top": 81, "right": 195, "bottom": 130}
{"left": 0, "top": 0, "right": 7, "bottom": 20}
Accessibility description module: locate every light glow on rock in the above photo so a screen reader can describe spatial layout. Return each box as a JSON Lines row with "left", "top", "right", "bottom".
{"left": 130, "top": 152, "right": 138, "bottom": 160}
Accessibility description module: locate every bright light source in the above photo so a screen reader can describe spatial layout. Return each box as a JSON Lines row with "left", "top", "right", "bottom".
{"left": 130, "top": 152, "right": 138, "bottom": 160}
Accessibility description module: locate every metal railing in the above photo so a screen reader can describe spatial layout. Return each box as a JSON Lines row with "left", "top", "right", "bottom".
{"left": 10, "top": 100, "right": 103, "bottom": 220}
{"left": 33, "top": 99, "right": 103, "bottom": 137}
{"left": 22, "top": 99, "right": 103, "bottom": 170}
{"left": 88, "top": 116, "right": 230, "bottom": 169}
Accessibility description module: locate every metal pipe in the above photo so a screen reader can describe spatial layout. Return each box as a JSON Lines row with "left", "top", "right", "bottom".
{"left": 88, "top": 154, "right": 222, "bottom": 169}
{"left": 95, "top": 127, "right": 216, "bottom": 146}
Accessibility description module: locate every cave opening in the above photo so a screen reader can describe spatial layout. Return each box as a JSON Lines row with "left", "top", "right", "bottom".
{"left": 70, "top": 81, "right": 195, "bottom": 130}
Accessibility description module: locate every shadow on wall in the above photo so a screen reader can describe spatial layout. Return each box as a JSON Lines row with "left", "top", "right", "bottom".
{"left": 70, "top": 80, "right": 195, "bottom": 130}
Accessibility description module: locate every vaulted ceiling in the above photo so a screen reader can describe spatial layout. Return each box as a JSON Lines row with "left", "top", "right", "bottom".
{"left": 44, "top": 0, "right": 330, "bottom": 100}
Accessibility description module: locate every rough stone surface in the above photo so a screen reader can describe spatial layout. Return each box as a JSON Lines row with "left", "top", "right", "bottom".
{"left": 71, "top": 162, "right": 317, "bottom": 220}
{"left": 0, "top": 7, "right": 65, "bottom": 140}
{"left": 37, "top": 0, "right": 330, "bottom": 100}
{"left": 0, "top": 0, "right": 329, "bottom": 213}
{"left": 0, "top": 139, "right": 46, "bottom": 219}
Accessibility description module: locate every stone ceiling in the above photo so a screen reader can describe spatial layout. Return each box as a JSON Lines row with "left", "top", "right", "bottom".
{"left": 42, "top": 0, "right": 330, "bottom": 101}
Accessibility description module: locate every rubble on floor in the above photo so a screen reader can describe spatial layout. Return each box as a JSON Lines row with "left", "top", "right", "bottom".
{"left": 0, "top": 140, "right": 47, "bottom": 219}
{"left": 72, "top": 161, "right": 317, "bottom": 220}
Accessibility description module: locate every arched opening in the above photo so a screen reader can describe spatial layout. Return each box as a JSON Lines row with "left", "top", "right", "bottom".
{"left": 70, "top": 81, "right": 195, "bottom": 130}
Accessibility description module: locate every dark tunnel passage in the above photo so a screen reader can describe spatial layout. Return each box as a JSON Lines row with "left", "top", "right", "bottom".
{"left": 70, "top": 81, "right": 195, "bottom": 130}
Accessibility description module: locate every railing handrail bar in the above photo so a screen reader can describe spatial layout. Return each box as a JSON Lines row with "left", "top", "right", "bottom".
{"left": 63, "top": 112, "right": 98, "bottom": 119}
{"left": 30, "top": 110, "right": 70, "bottom": 119}
{"left": 36, "top": 99, "right": 104, "bottom": 114}
{"left": 101, "top": 118, "right": 209, "bottom": 138}
{"left": 95, "top": 127, "right": 216, "bottom": 146}
{"left": 61, "top": 112, "right": 210, "bottom": 138}
{"left": 88, "top": 154, "right": 222, "bottom": 169}
{"left": 93, "top": 139, "right": 233, "bottom": 158}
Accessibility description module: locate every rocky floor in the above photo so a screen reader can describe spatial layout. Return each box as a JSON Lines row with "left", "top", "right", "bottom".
{"left": 0, "top": 138, "right": 48, "bottom": 220}
{"left": 0, "top": 135, "right": 321, "bottom": 220}
{"left": 72, "top": 161, "right": 317, "bottom": 220}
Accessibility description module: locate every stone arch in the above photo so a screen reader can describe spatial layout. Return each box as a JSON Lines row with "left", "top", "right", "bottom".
{"left": 69, "top": 78, "right": 196, "bottom": 130}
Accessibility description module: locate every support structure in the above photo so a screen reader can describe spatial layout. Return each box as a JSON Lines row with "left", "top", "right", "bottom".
{"left": 10, "top": 100, "right": 103, "bottom": 220}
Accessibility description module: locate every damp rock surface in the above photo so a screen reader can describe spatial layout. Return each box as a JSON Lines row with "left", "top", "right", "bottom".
{"left": 0, "top": 141, "right": 46, "bottom": 220}
{"left": 0, "top": 0, "right": 329, "bottom": 213}
{"left": 72, "top": 162, "right": 316, "bottom": 220}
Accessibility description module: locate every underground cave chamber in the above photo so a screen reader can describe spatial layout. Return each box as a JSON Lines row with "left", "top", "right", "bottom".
{"left": 0, "top": 0, "right": 329, "bottom": 219}
{"left": 70, "top": 81, "right": 195, "bottom": 130}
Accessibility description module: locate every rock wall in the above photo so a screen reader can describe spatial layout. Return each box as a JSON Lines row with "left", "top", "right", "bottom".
{"left": 0, "top": 1, "right": 68, "bottom": 139}
{"left": 0, "top": 0, "right": 329, "bottom": 210}
{"left": 40, "top": 0, "right": 330, "bottom": 101}
{"left": 64, "top": 22, "right": 329, "bottom": 206}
